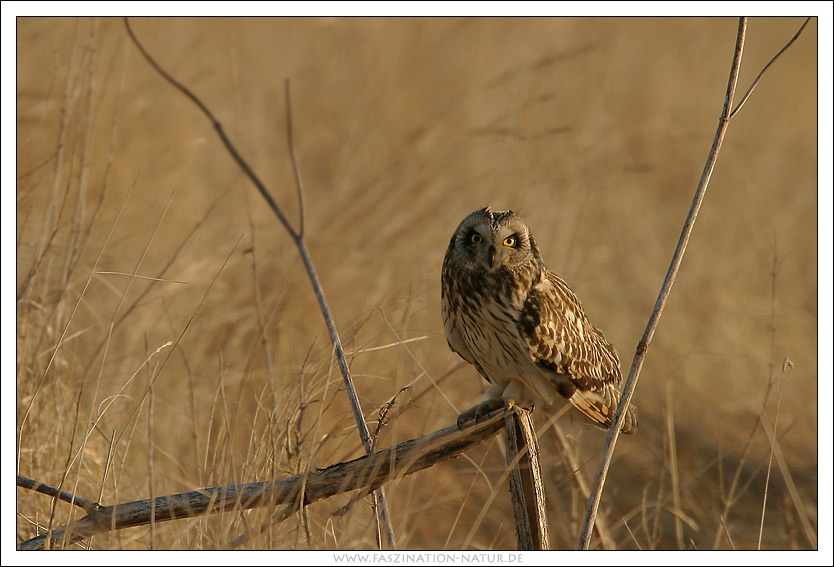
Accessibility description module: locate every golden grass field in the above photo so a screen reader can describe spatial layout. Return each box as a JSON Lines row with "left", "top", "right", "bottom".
{"left": 16, "top": 17, "right": 818, "bottom": 551}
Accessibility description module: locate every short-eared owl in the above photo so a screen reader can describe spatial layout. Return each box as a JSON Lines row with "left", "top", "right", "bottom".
{"left": 441, "top": 207, "right": 637, "bottom": 433}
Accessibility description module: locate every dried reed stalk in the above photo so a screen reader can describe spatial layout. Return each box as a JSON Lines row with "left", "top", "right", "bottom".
{"left": 578, "top": 16, "right": 812, "bottom": 550}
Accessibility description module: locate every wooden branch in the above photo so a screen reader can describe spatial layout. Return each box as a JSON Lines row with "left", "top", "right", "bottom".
{"left": 18, "top": 408, "right": 508, "bottom": 550}
{"left": 504, "top": 408, "right": 549, "bottom": 550}
{"left": 123, "top": 17, "right": 396, "bottom": 548}
{"left": 578, "top": 16, "right": 811, "bottom": 550}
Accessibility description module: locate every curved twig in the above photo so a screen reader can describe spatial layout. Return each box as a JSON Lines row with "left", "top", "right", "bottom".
{"left": 123, "top": 17, "right": 395, "bottom": 547}
{"left": 124, "top": 19, "right": 294, "bottom": 237}
{"left": 730, "top": 17, "right": 812, "bottom": 119}
{"left": 285, "top": 79, "right": 307, "bottom": 239}
{"left": 18, "top": 409, "right": 508, "bottom": 551}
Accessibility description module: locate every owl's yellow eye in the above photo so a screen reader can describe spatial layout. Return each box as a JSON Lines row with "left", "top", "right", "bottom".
{"left": 503, "top": 236, "right": 517, "bottom": 247}
{"left": 470, "top": 233, "right": 483, "bottom": 244}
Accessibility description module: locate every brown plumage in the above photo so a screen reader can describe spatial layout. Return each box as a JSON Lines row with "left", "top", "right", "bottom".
{"left": 441, "top": 207, "right": 637, "bottom": 433}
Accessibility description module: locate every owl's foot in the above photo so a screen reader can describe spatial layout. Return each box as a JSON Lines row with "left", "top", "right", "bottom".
{"left": 499, "top": 382, "right": 534, "bottom": 413}
{"left": 507, "top": 398, "right": 535, "bottom": 413}
{"left": 456, "top": 398, "right": 506, "bottom": 429}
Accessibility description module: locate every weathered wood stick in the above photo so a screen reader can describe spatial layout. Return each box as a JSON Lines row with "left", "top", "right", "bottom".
{"left": 19, "top": 409, "right": 507, "bottom": 550}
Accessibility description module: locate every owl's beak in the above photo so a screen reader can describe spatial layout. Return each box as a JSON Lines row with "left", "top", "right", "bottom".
{"left": 487, "top": 245, "right": 497, "bottom": 270}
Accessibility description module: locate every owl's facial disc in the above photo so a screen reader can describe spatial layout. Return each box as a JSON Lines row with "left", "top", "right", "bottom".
{"left": 462, "top": 225, "right": 525, "bottom": 272}
{"left": 454, "top": 208, "right": 532, "bottom": 272}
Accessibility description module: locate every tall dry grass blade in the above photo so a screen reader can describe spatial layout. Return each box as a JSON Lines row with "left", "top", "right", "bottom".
{"left": 758, "top": 412, "right": 816, "bottom": 549}
{"left": 758, "top": 244, "right": 784, "bottom": 550}
{"left": 89, "top": 429, "right": 118, "bottom": 550}
{"left": 42, "top": 176, "right": 162, "bottom": 549}
{"left": 622, "top": 517, "right": 642, "bottom": 550}
{"left": 551, "top": 424, "right": 616, "bottom": 550}
{"left": 719, "top": 515, "right": 736, "bottom": 550}
{"left": 443, "top": 434, "right": 499, "bottom": 550}
{"left": 665, "top": 382, "right": 684, "bottom": 549}
{"left": 145, "top": 334, "right": 156, "bottom": 550}
{"left": 47, "top": 371, "right": 87, "bottom": 550}
{"left": 17, "top": 178, "right": 138, "bottom": 473}
{"left": 711, "top": 404, "right": 766, "bottom": 548}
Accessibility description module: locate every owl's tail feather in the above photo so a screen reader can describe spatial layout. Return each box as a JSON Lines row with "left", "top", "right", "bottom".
{"left": 567, "top": 384, "right": 638, "bottom": 434}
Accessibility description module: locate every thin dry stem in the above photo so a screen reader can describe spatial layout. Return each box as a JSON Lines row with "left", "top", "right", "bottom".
{"left": 758, "top": 412, "right": 816, "bottom": 548}
{"left": 579, "top": 17, "right": 748, "bottom": 549}
{"left": 720, "top": 515, "right": 736, "bottom": 550}
{"left": 123, "top": 17, "right": 396, "bottom": 548}
{"left": 578, "top": 16, "right": 811, "bottom": 549}
{"left": 758, "top": 245, "right": 781, "bottom": 549}
{"left": 285, "top": 79, "right": 306, "bottom": 239}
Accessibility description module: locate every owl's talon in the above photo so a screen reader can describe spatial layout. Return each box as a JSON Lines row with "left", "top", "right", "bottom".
{"left": 456, "top": 398, "right": 506, "bottom": 429}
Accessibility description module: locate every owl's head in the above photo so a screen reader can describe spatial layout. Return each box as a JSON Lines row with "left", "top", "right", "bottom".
{"left": 447, "top": 207, "right": 540, "bottom": 273}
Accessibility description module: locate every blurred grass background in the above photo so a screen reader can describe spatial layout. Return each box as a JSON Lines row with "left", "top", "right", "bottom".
{"left": 16, "top": 17, "right": 817, "bottom": 550}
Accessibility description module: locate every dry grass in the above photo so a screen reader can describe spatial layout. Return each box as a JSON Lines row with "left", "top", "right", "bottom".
{"left": 15, "top": 17, "right": 818, "bottom": 551}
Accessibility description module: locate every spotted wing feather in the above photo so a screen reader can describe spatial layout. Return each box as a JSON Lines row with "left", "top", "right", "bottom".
{"left": 518, "top": 268, "right": 637, "bottom": 433}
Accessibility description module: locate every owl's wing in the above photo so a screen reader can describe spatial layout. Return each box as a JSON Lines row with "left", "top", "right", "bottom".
{"left": 518, "top": 269, "right": 637, "bottom": 432}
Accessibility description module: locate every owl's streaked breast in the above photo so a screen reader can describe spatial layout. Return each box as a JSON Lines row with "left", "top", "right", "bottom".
{"left": 442, "top": 261, "right": 556, "bottom": 405}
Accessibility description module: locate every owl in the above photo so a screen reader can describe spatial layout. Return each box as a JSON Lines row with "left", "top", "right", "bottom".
{"left": 441, "top": 207, "right": 637, "bottom": 433}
